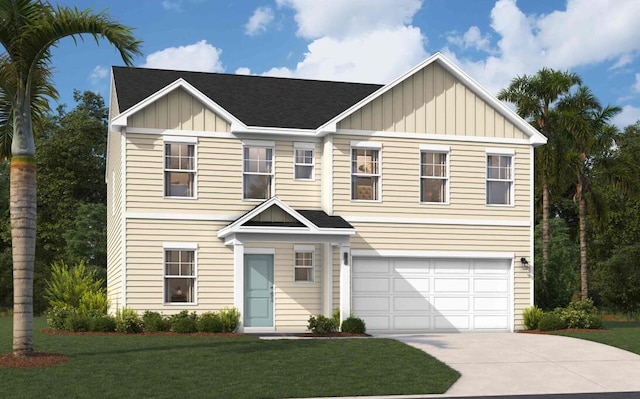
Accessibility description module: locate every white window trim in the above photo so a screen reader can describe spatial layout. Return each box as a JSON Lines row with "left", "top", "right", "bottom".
{"left": 163, "top": 245, "right": 198, "bottom": 306}
{"left": 420, "top": 148, "right": 450, "bottom": 205}
{"left": 350, "top": 143, "right": 382, "bottom": 203}
{"left": 294, "top": 245, "right": 315, "bottom": 283}
{"left": 293, "top": 142, "right": 315, "bottom": 181}
{"left": 486, "top": 151, "right": 515, "bottom": 207}
{"left": 164, "top": 139, "right": 198, "bottom": 200}
{"left": 242, "top": 144, "right": 275, "bottom": 201}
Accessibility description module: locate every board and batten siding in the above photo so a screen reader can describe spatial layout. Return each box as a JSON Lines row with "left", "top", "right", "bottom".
{"left": 337, "top": 61, "right": 527, "bottom": 140}
{"left": 245, "top": 243, "right": 323, "bottom": 332}
{"left": 128, "top": 87, "right": 231, "bottom": 132}
{"left": 125, "top": 220, "right": 234, "bottom": 313}
{"left": 125, "top": 133, "right": 322, "bottom": 214}
{"left": 107, "top": 128, "right": 123, "bottom": 312}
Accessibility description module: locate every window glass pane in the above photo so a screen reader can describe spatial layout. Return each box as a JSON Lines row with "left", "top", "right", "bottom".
{"left": 487, "top": 181, "right": 511, "bottom": 205}
{"left": 165, "top": 171, "right": 194, "bottom": 197}
{"left": 295, "top": 268, "right": 312, "bottom": 282}
{"left": 421, "top": 179, "right": 446, "bottom": 203}
{"left": 352, "top": 149, "right": 378, "bottom": 174}
{"left": 244, "top": 174, "right": 271, "bottom": 199}
{"left": 352, "top": 176, "right": 378, "bottom": 200}
{"left": 165, "top": 278, "right": 194, "bottom": 302}
{"left": 295, "top": 165, "right": 313, "bottom": 179}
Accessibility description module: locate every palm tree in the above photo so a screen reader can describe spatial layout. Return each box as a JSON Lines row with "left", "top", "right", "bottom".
{"left": 0, "top": 0, "right": 141, "bottom": 357}
{"left": 556, "top": 87, "right": 621, "bottom": 300}
{"left": 497, "top": 69, "right": 581, "bottom": 291}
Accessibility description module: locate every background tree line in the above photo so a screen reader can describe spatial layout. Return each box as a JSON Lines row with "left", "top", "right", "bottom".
{"left": 0, "top": 90, "right": 107, "bottom": 313}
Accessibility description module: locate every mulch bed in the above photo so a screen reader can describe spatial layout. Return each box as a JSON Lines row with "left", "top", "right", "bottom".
{"left": 0, "top": 352, "right": 69, "bottom": 369}
{"left": 41, "top": 328, "right": 243, "bottom": 337}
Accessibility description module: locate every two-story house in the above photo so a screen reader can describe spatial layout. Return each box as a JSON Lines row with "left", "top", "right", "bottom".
{"left": 107, "top": 52, "right": 546, "bottom": 333}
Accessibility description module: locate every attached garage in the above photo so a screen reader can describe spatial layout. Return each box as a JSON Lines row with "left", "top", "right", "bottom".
{"left": 352, "top": 257, "right": 513, "bottom": 333}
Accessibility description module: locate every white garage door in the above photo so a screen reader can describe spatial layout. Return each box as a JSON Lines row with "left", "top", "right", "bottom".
{"left": 352, "top": 257, "right": 511, "bottom": 332}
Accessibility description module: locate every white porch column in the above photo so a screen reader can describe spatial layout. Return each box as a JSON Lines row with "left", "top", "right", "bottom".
{"left": 323, "top": 243, "right": 333, "bottom": 316}
{"left": 233, "top": 241, "right": 244, "bottom": 330}
{"left": 339, "top": 243, "right": 351, "bottom": 323}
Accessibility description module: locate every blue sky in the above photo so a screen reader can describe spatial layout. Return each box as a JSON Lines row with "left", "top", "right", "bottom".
{"left": 49, "top": 0, "right": 640, "bottom": 128}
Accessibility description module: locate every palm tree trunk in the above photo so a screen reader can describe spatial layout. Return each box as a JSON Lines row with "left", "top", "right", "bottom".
{"left": 577, "top": 156, "right": 588, "bottom": 300}
{"left": 541, "top": 177, "right": 550, "bottom": 284}
{"left": 11, "top": 97, "right": 37, "bottom": 357}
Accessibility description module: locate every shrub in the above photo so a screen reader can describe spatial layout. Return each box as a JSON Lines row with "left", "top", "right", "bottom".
{"left": 115, "top": 307, "right": 143, "bottom": 333}
{"left": 218, "top": 307, "right": 240, "bottom": 332}
{"left": 46, "top": 305, "right": 73, "bottom": 330}
{"left": 170, "top": 310, "right": 198, "bottom": 333}
{"left": 559, "top": 299, "right": 604, "bottom": 329}
{"left": 538, "top": 310, "right": 566, "bottom": 331}
{"left": 78, "top": 290, "right": 109, "bottom": 317}
{"left": 307, "top": 314, "right": 338, "bottom": 334}
{"left": 522, "top": 305, "right": 544, "bottom": 330}
{"left": 197, "top": 312, "right": 223, "bottom": 333}
{"left": 44, "top": 261, "right": 105, "bottom": 310}
{"left": 64, "top": 312, "right": 91, "bottom": 332}
{"left": 332, "top": 308, "right": 341, "bottom": 326}
{"left": 142, "top": 311, "right": 171, "bottom": 332}
{"left": 89, "top": 315, "right": 116, "bottom": 332}
{"left": 341, "top": 316, "right": 366, "bottom": 334}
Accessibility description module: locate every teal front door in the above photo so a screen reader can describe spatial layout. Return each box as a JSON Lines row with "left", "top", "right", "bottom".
{"left": 244, "top": 254, "right": 274, "bottom": 327}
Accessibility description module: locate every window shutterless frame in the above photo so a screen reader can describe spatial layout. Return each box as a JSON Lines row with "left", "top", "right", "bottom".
{"left": 163, "top": 243, "right": 198, "bottom": 305}
{"left": 419, "top": 145, "right": 450, "bottom": 204}
{"left": 350, "top": 142, "right": 382, "bottom": 202}
{"left": 243, "top": 144, "right": 275, "bottom": 200}
{"left": 293, "top": 245, "right": 315, "bottom": 283}
{"left": 486, "top": 148, "right": 515, "bottom": 206}
{"left": 293, "top": 142, "right": 315, "bottom": 181}
{"left": 163, "top": 137, "right": 197, "bottom": 199}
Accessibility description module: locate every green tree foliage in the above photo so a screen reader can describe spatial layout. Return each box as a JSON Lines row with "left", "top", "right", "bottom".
{"left": 44, "top": 260, "right": 104, "bottom": 311}
{"left": 593, "top": 243, "right": 640, "bottom": 316}
{"left": 534, "top": 217, "right": 579, "bottom": 310}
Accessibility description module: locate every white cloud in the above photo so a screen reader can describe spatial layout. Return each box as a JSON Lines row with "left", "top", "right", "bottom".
{"left": 141, "top": 40, "right": 224, "bottom": 73}
{"left": 235, "top": 67, "right": 252, "bottom": 75}
{"left": 610, "top": 53, "right": 634, "bottom": 70}
{"left": 245, "top": 7, "right": 275, "bottom": 36}
{"left": 88, "top": 65, "right": 108, "bottom": 85}
{"left": 613, "top": 105, "right": 640, "bottom": 128}
{"left": 161, "top": 0, "right": 203, "bottom": 12}
{"left": 276, "top": 0, "right": 422, "bottom": 40}
{"left": 447, "top": 26, "right": 493, "bottom": 53}
{"left": 634, "top": 73, "right": 640, "bottom": 93}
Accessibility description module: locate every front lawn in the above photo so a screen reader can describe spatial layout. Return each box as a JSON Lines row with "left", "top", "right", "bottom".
{"left": 554, "top": 321, "right": 640, "bottom": 355}
{"left": 0, "top": 317, "right": 459, "bottom": 398}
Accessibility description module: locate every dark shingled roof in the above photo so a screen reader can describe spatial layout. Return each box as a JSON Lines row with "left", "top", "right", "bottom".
{"left": 297, "top": 210, "right": 353, "bottom": 229}
{"left": 112, "top": 66, "right": 382, "bottom": 130}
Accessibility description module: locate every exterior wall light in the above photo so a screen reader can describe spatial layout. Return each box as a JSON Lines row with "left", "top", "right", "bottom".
{"left": 520, "top": 257, "right": 529, "bottom": 269}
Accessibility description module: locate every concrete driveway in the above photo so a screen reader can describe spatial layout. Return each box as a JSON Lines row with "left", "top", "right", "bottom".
{"left": 383, "top": 332, "right": 640, "bottom": 396}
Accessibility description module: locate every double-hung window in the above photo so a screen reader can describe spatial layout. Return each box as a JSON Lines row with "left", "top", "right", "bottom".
{"left": 294, "top": 143, "right": 314, "bottom": 180}
{"left": 486, "top": 149, "right": 514, "bottom": 205}
{"left": 351, "top": 142, "right": 381, "bottom": 201}
{"left": 420, "top": 145, "right": 449, "bottom": 204}
{"left": 164, "top": 138, "right": 196, "bottom": 198}
{"left": 294, "top": 245, "right": 314, "bottom": 282}
{"left": 243, "top": 143, "right": 274, "bottom": 200}
{"left": 164, "top": 245, "right": 197, "bottom": 304}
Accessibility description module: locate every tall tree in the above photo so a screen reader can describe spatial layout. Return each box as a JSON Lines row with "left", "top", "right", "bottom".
{"left": 498, "top": 69, "right": 581, "bottom": 292}
{"left": 556, "top": 86, "right": 622, "bottom": 300}
{"left": 0, "top": 0, "right": 140, "bottom": 357}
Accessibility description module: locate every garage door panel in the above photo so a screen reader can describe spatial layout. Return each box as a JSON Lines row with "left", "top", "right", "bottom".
{"left": 474, "top": 279, "right": 508, "bottom": 293}
{"left": 394, "top": 296, "right": 431, "bottom": 311}
{"left": 435, "top": 315, "right": 470, "bottom": 330}
{"left": 474, "top": 315, "right": 509, "bottom": 329}
{"left": 474, "top": 297, "right": 508, "bottom": 311}
{"left": 474, "top": 260, "right": 509, "bottom": 274}
{"left": 433, "top": 259, "right": 470, "bottom": 274}
{"left": 394, "top": 258, "right": 431, "bottom": 274}
{"left": 361, "top": 315, "right": 390, "bottom": 330}
{"left": 394, "top": 315, "right": 430, "bottom": 330}
{"left": 353, "top": 296, "right": 389, "bottom": 312}
{"left": 434, "top": 278, "right": 470, "bottom": 293}
{"left": 353, "top": 277, "right": 389, "bottom": 293}
{"left": 393, "top": 277, "right": 429, "bottom": 293}
{"left": 354, "top": 258, "right": 391, "bottom": 274}
{"left": 434, "top": 297, "right": 470, "bottom": 311}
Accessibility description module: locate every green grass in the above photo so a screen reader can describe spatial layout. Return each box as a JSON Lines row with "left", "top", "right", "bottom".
{"left": 554, "top": 321, "right": 640, "bottom": 355}
{"left": 0, "top": 317, "right": 459, "bottom": 398}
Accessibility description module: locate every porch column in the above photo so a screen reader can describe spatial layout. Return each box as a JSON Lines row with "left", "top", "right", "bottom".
{"left": 323, "top": 243, "right": 333, "bottom": 316}
{"left": 233, "top": 241, "right": 244, "bottom": 329}
{"left": 339, "top": 243, "right": 351, "bottom": 323}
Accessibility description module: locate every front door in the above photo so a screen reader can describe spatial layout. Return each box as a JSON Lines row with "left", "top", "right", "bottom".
{"left": 244, "top": 254, "right": 274, "bottom": 327}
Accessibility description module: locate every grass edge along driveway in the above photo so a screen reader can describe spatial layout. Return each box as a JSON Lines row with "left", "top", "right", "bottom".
{"left": 553, "top": 321, "right": 640, "bottom": 355}
{"left": 0, "top": 317, "right": 459, "bottom": 398}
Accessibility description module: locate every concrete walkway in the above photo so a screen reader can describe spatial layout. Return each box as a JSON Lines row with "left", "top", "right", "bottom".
{"left": 382, "top": 332, "right": 640, "bottom": 396}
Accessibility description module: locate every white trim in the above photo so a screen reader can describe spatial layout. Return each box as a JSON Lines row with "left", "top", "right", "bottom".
{"left": 323, "top": 243, "right": 332, "bottom": 316}
{"left": 125, "top": 212, "right": 236, "bottom": 221}
{"left": 242, "top": 139, "right": 275, "bottom": 147}
{"left": 245, "top": 248, "right": 276, "bottom": 255}
{"left": 294, "top": 142, "right": 315, "bottom": 150}
{"left": 233, "top": 242, "right": 244, "bottom": 330}
{"left": 163, "top": 242, "right": 198, "bottom": 250}
{"left": 120, "top": 131, "right": 127, "bottom": 308}
{"left": 509, "top": 257, "right": 515, "bottom": 332}
{"left": 351, "top": 249, "right": 515, "bottom": 259}
{"left": 339, "top": 243, "right": 351, "bottom": 323}
{"left": 126, "top": 127, "right": 237, "bottom": 139}
{"left": 419, "top": 144, "right": 450, "bottom": 152}
{"left": 293, "top": 143, "right": 315, "bottom": 181}
{"left": 293, "top": 246, "right": 315, "bottom": 283}
{"left": 233, "top": 125, "right": 315, "bottom": 136}
{"left": 529, "top": 145, "right": 535, "bottom": 305}
{"left": 343, "top": 215, "right": 529, "bottom": 227}
{"left": 322, "top": 135, "right": 334, "bottom": 215}
{"left": 317, "top": 52, "right": 547, "bottom": 147}
{"left": 163, "top": 135, "right": 197, "bottom": 143}
{"left": 294, "top": 244, "right": 316, "bottom": 252}
{"left": 486, "top": 152, "right": 515, "bottom": 206}
{"left": 337, "top": 129, "right": 532, "bottom": 145}
{"left": 350, "top": 140, "right": 382, "bottom": 149}
{"left": 243, "top": 327, "right": 276, "bottom": 333}
{"left": 486, "top": 147, "right": 515, "bottom": 155}
{"left": 163, "top": 247, "right": 198, "bottom": 306}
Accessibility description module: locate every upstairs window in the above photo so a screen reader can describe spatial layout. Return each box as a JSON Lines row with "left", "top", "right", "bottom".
{"left": 420, "top": 147, "right": 449, "bottom": 204}
{"left": 165, "top": 141, "right": 196, "bottom": 198}
{"left": 486, "top": 151, "right": 514, "bottom": 205}
{"left": 243, "top": 145, "right": 274, "bottom": 200}
{"left": 294, "top": 143, "right": 314, "bottom": 180}
{"left": 351, "top": 144, "right": 381, "bottom": 201}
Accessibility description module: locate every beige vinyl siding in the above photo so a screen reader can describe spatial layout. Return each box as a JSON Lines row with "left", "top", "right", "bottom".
{"left": 107, "top": 129, "right": 123, "bottom": 312}
{"left": 125, "top": 133, "right": 322, "bottom": 214}
{"left": 128, "top": 88, "right": 231, "bottom": 132}
{"left": 337, "top": 62, "right": 526, "bottom": 140}
{"left": 350, "top": 222, "right": 531, "bottom": 328}
{"left": 245, "top": 242, "right": 322, "bottom": 332}
{"left": 332, "top": 246, "right": 340, "bottom": 314}
{"left": 125, "top": 220, "right": 234, "bottom": 313}
{"left": 333, "top": 135, "right": 530, "bottom": 221}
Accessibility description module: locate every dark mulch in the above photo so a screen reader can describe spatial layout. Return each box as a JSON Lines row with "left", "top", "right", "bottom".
{"left": 0, "top": 352, "right": 69, "bottom": 369}
{"left": 41, "top": 328, "right": 244, "bottom": 337}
